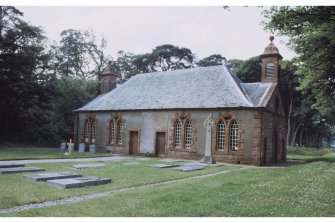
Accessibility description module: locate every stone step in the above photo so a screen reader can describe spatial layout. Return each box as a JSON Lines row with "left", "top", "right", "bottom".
{"left": 0, "top": 167, "right": 45, "bottom": 174}
{"left": 24, "top": 172, "right": 83, "bottom": 181}
{"left": 47, "top": 176, "right": 112, "bottom": 189}
{"left": 0, "top": 164, "right": 25, "bottom": 168}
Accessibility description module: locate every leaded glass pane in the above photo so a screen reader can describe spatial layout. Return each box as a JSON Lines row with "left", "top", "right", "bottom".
{"left": 229, "top": 120, "right": 238, "bottom": 151}
{"left": 174, "top": 120, "right": 181, "bottom": 148}
{"left": 184, "top": 121, "right": 192, "bottom": 149}
{"left": 117, "top": 120, "right": 123, "bottom": 144}
{"left": 110, "top": 119, "right": 115, "bottom": 144}
{"left": 217, "top": 121, "right": 225, "bottom": 151}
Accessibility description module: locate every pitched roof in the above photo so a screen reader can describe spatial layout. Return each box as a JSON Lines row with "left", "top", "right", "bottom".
{"left": 76, "top": 65, "right": 274, "bottom": 112}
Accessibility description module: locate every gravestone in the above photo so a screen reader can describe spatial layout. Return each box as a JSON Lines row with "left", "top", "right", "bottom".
{"left": 24, "top": 172, "right": 82, "bottom": 181}
{"left": 47, "top": 176, "right": 112, "bottom": 189}
{"left": 0, "top": 164, "right": 25, "bottom": 168}
{"left": 60, "top": 142, "right": 66, "bottom": 152}
{"left": 78, "top": 143, "right": 85, "bottom": 153}
{"left": 175, "top": 165, "right": 204, "bottom": 172}
{"left": 123, "top": 162, "right": 140, "bottom": 166}
{"left": 149, "top": 164, "right": 179, "bottom": 168}
{"left": 0, "top": 167, "right": 45, "bottom": 174}
{"left": 183, "top": 162, "right": 222, "bottom": 167}
{"left": 159, "top": 158, "right": 183, "bottom": 163}
{"left": 202, "top": 113, "right": 216, "bottom": 164}
{"left": 135, "top": 157, "right": 152, "bottom": 161}
{"left": 71, "top": 163, "right": 105, "bottom": 169}
{"left": 67, "top": 139, "right": 74, "bottom": 155}
{"left": 89, "top": 144, "right": 96, "bottom": 153}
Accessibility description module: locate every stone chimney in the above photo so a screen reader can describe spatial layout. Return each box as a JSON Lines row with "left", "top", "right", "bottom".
{"left": 100, "top": 62, "right": 118, "bottom": 94}
{"left": 260, "top": 36, "right": 283, "bottom": 83}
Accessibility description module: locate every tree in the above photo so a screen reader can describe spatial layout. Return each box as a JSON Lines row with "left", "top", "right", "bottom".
{"left": 52, "top": 29, "right": 110, "bottom": 80}
{"left": 233, "top": 56, "right": 261, "bottom": 82}
{"left": 133, "top": 44, "right": 195, "bottom": 73}
{"left": 263, "top": 6, "right": 335, "bottom": 117}
{"left": 197, "top": 54, "right": 227, "bottom": 67}
{"left": 0, "top": 6, "right": 52, "bottom": 142}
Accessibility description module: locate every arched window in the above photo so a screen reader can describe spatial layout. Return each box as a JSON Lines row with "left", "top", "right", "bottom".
{"left": 84, "top": 118, "right": 96, "bottom": 144}
{"left": 217, "top": 120, "right": 225, "bottom": 151}
{"left": 265, "top": 63, "right": 275, "bottom": 77}
{"left": 109, "top": 119, "right": 115, "bottom": 144}
{"left": 174, "top": 120, "right": 181, "bottom": 148}
{"left": 229, "top": 120, "right": 238, "bottom": 151}
{"left": 184, "top": 120, "right": 192, "bottom": 149}
{"left": 117, "top": 119, "right": 123, "bottom": 144}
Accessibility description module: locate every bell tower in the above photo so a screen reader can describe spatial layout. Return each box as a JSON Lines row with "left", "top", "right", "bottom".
{"left": 100, "top": 62, "right": 118, "bottom": 94}
{"left": 260, "top": 36, "right": 283, "bottom": 83}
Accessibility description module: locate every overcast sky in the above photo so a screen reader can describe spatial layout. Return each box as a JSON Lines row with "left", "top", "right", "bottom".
{"left": 17, "top": 6, "right": 296, "bottom": 61}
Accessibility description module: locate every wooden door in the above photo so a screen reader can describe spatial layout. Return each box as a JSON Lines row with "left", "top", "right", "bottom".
{"left": 155, "top": 132, "right": 165, "bottom": 156}
{"left": 129, "top": 131, "right": 138, "bottom": 155}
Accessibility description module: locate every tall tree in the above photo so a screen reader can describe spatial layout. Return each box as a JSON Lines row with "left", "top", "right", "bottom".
{"left": 233, "top": 56, "right": 262, "bottom": 83}
{"left": 52, "top": 29, "right": 110, "bottom": 80}
{"left": 263, "top": 6, "right": 335, "bottom": 117}
{"left": 197, "top": 54, "right": 227, "bottom": 67}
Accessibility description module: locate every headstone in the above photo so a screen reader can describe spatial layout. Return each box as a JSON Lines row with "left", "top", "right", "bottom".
{"left": 71, "top": 163, "right": 105, "bottom": 169}
{"left": 47, "top": 176, "right": 112, "bottom": 189}
{"left": 0, "top": 167, "right": 45, "bottom": 174}
{"left": 89, "top": 144, "right": 96, "bottom": 153}
{"left": 0, "top": 164, "right": 25, "bottom": 168}
{"left": 149, "top": 164, "right": 179, "bottom": 168}
{"left": 123, "top": 162, "right": 140, "bottom": 166}
{"left": 159, "top": 158, "right": 183, "bottom": 163}
{"left": 24, "top": 172, "right": 82, "bottom": 181}
{"left": 78, "top": 143, "right": 85, "bottom": 153}
{"left": 175, "top": 165, "right": 204, "bottom": 172}
{"left": 60, "top": 142, "right": 67, "bottom": 152}
{"left": 202, "top": 113, "right": 216, "bottom": 164}
{"left": 67, "top": 139, "right": 74, "bottom": 155}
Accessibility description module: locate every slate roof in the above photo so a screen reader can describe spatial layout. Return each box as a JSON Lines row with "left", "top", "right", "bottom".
{"left": 76, "top": 65, "right": 274, "bottom": 112}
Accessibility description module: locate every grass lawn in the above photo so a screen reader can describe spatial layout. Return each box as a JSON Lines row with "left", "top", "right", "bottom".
{"left": 287, "top": 147, "right": 335, "bottom": 163}
{"left": 0, "top": 148, "right": 113, "bottom": 160}
{"left": 0, "top": 148, "right": 334, "bottom": 217}
{"left": 0, "top": 158, "right": 239, "bottom": 210}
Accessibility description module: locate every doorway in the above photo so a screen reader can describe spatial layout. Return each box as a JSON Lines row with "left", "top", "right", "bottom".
{"left": 155, "top": 132, "right": 166, "bottom": 156}
{"left": 129, "top": 131, "right": 139, "bottom": 155}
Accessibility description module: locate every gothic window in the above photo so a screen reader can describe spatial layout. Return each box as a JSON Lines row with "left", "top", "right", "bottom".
{"left": 83, "top": 117, "right": 96, "bottom": 144}
{"left": 217, "top": 120, "right": 225, "bottom": 151}
{"left": 174, "top": 120, "right": 181, "bottom": 148}
{"left": 265, "top": 63, "right": 275, "bottom": 77}
{"left": 184, "top": 120, "right": 192, "bottom": 149}
{"left": 109, "top": 119, "right": 115, "bottom": 144}
{"left": 117, "top": 119, "right": 123, "bottom": 145}
{"left": 229, "top": 120, "right": 238, "bottom": 151}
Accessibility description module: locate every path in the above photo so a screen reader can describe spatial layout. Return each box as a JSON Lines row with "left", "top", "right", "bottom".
{"left": 0, "top": 167, "right": 251, "bottom": 215}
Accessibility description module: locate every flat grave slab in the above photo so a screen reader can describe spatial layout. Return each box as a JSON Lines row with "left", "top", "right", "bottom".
{"left": 175, "top": 165, "right": 204, "bottom": 172}
{"left": 47, "top": 176, "right": 111, "bottom": 189}
{"left": 149, "top": 164, "right": 179, "bottom": 168}
{"left": 159, "top": 158, "right": 184, "bottom": 163}
{"left": 0, "top": 164, "right": 25, "bottom": 168}
{"left": 0, "top": 167, "right": 45, "bottom": 174}
{"left": 71, "top": 164, "right": 106, "bottom": 169}
{"left": 184, "top": 162, "right": 222, "bottom": 167}
{"left": 135, "top": 157, "right": 152, "bottom": 161}
{"left": 123, "top": 162, "right": 140, "bottom": 166}
{"left": 24, "top": 172, "right": 82, "bottom": 181}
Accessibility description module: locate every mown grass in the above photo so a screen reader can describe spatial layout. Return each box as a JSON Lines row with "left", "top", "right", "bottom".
{"left": 0, "top": 158, "right": 238, "bottom": 210}
{"left": 2, "top": 161, "right": 334, "bottom": 217}
{"left": 0, "top": 148, "right": 113, "bottom": 160}
{"left": 287, "top": 147, "right": 335, "bottom": 163}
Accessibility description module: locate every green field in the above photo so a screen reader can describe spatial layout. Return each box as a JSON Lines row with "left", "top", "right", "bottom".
{"left": 0, "top": 148, "right": 334, "bottom": 217}
{"left": 0, "top": 148, "right": 112, "bottom": 160}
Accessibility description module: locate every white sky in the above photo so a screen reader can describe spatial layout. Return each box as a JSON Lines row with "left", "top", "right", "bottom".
{"left": 15, "top": 5, "right": 297, "bottom": 61}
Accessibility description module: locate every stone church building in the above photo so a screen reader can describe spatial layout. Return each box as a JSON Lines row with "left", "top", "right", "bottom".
{"left": 74, "top": 37, "right": 287, "bottom": 166}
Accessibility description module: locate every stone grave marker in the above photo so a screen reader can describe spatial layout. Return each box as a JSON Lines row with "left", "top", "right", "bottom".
{"left": 135, "top": 157, "right": 152, "bottom": 161}
{"left": 89, "top": 144, "right": 96, "bottom": 153}
{"left": 78, "top": 143, "right": 85, "bottom": 153}
{"left": 123, "top": 162, "right": 140, "bottom": 166}
{"left": 0, "top": 163, "right": 25, "bottom": 168}
{"left": 174, "top": 165, "right": 204, "bottom": 172}
{"left": 202, "top": 113, "right": 216, "bottom": 164}
{"left": 47, "top": 176, "right": 111, "bottom": 189}
{"left": 24, "top": 172, "right": 82, "bottom": 181}
{"left": 159, "top": 158, "right": 184, "bottom": 163}
{"left": 60, "top": 142, "right": 66, "bottom": 152}
{"left": 71, "top": 163, "right": 105, "bottom": 169}
{"left": 183, "top": 162, "right": 222, "bottom": 167}
{"left": 0, "top": 167, "right": 45, "bottom": 174}
{"left": 67, "top": 139, "right": 74, "bottom": 155}
{"left": 149, "top": 164, "right": 179, "bottom": 168}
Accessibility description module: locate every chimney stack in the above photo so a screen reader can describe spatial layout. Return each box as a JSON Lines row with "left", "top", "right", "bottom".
{"left": 100, "top": 62, "right": 118, "bottom": 94}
